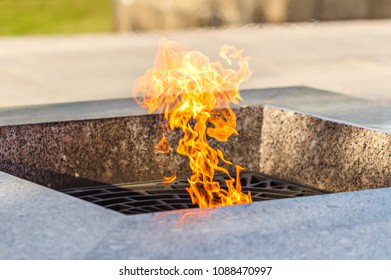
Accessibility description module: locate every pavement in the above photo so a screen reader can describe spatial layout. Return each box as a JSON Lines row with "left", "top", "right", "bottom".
{"left": 1, "top": 20, "right": 391, "bottom": 108}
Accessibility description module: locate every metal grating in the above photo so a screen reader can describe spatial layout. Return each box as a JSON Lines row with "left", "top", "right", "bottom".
{"left": 60, "top": 172, "right": 328, "bottom": 215}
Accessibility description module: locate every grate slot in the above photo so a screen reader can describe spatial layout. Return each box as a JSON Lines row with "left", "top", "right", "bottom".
{"left": 60, "top": 171, "right": 328, "bottom": 215}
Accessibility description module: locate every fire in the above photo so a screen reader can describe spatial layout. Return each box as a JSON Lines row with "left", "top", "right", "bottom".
{"left": 162, "top": 175, "right": 177, "bottom": 185}
{"left": 154, "top": 131, "right": 170, "bottom": 154}
{"left": 132, "top": 39, "right": 252, "bottom": 208}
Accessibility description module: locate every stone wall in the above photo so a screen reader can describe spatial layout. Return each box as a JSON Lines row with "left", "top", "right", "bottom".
{"left": 0, "top": 87, "right": 390, "bottom": 192}
{"left": 113, "top": 0, "right": 391, "bottom": 32}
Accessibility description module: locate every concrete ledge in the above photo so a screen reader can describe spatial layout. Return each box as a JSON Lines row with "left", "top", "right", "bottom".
{"left": 261, "top": 107, "right": 390, "bottom": 192}
{"left": 88, "top": 187, "right": 391, "bottom": 260}
{"left": 0, "top": 172, "right": 123, "bottom": 259}
{"left": 1, "top": 170, "right": 390, "bottom": 259}
{"left": 0, "top": 86, "right": 389, "bottom": 192}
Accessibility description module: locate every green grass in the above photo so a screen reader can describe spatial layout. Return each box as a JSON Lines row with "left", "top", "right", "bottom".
{"left": 0, "top": 0, "right": 112, "bottom": 36}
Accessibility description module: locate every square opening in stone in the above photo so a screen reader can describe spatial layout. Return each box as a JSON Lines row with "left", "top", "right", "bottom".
{"left": 59, "top": 172, "right": 328, "bottom": 215}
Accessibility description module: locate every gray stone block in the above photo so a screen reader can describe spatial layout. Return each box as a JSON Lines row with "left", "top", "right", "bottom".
{"left": 260, "top": 106, "right": 390, "bottom": 192}
{"left": 2, "top": 168, "right": 390, "bottom": 259}
{"left": 86, "top": 187, "right": 391, "bottom": 259}
{"left": 0, "top": 172, "right": 123, "bottom": 259}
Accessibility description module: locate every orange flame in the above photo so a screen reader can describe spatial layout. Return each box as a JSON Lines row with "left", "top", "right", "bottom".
{"left": 154, "top": 131, "right": 170, "bottom": 154}
{"left": 132, "top": 39, "right": 252, "bottom": 208}
{"left": 155, "top": 208, "right": 217, "bottom": 227}
{"left": 162, "top": 175, "right": 177, "bottom": 185}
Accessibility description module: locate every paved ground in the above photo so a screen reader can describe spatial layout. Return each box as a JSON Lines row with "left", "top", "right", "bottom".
{"left": 1, "top": 20, "right": 391, "bottom": 108}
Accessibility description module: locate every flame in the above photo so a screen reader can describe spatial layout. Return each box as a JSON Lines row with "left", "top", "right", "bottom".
{"left": 132, "top": 39, "right": 252, "bottom": 208}
{"left": 163, "top": 175, "right": 177, "bottom": 185}
{"left": 154, "top": 131, "right": 170, "bottom": 154}
{"left": 155, "top": 208, "right": 217, "bottom": 227}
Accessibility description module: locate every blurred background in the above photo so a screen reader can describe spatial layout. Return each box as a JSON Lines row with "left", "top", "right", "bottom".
{"left": 1, "top": 0, "right": 391, "bottom": 107}
{"left": 2, "top": 0, "right": 391, "bottom": 35}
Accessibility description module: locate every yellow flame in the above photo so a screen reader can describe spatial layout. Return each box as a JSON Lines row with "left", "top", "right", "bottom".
{"left": 132, "top": 39, "right": 252, "bottom": 208}
{"left": 154, "top": 131, "right": 170, "bottom": 154}
{"left": 162, "top": 175, "right": 177, "bottom": 185}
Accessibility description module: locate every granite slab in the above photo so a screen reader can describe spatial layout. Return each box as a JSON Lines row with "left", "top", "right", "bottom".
{"left": 0, "top": 171, "right": 390, "bottom": 259}
{"left": 0, "top": 172, "right": 124, "bottom": 259}
{"left": 87, "top": 186, "right": 391, "bottom": 260}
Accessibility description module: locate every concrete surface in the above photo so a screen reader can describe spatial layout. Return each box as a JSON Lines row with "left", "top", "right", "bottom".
{"left": 0, "top": 172, "right": 124, "bottom": 259}
{"left": 1, "top": 20, "right": 391, "bottom": 108}
{"left": 0, "top": 170, "right": 390, "bottom": 259}
{"left": 87, "top": 186, "right": 391, "bottom": 260}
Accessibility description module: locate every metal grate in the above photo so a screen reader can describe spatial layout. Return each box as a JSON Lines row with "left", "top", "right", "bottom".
{"left": 60, "top": 172, "right": 327, "bottom": 215}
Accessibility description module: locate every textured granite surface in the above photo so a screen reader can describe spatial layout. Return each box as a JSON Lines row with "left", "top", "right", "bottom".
{"left": 0, "top": 107, "right": 262, "bottom": 189}
{"left": 0, "top": 172, "right": 123, "bottom": 259}
{"left": 243, "top": 86, "right": 391, "bottom": 134}
{"left": 87, "top": 187, "right": 391, "bottom": 260}
{"left": 0, "top": 86, "right": 389, "bottom": 192}
{"left": 260, "top": 107, "right": 391, "bottom": 192}
{"left": 1, "top": 171, "right": 390, "bottom": 259}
